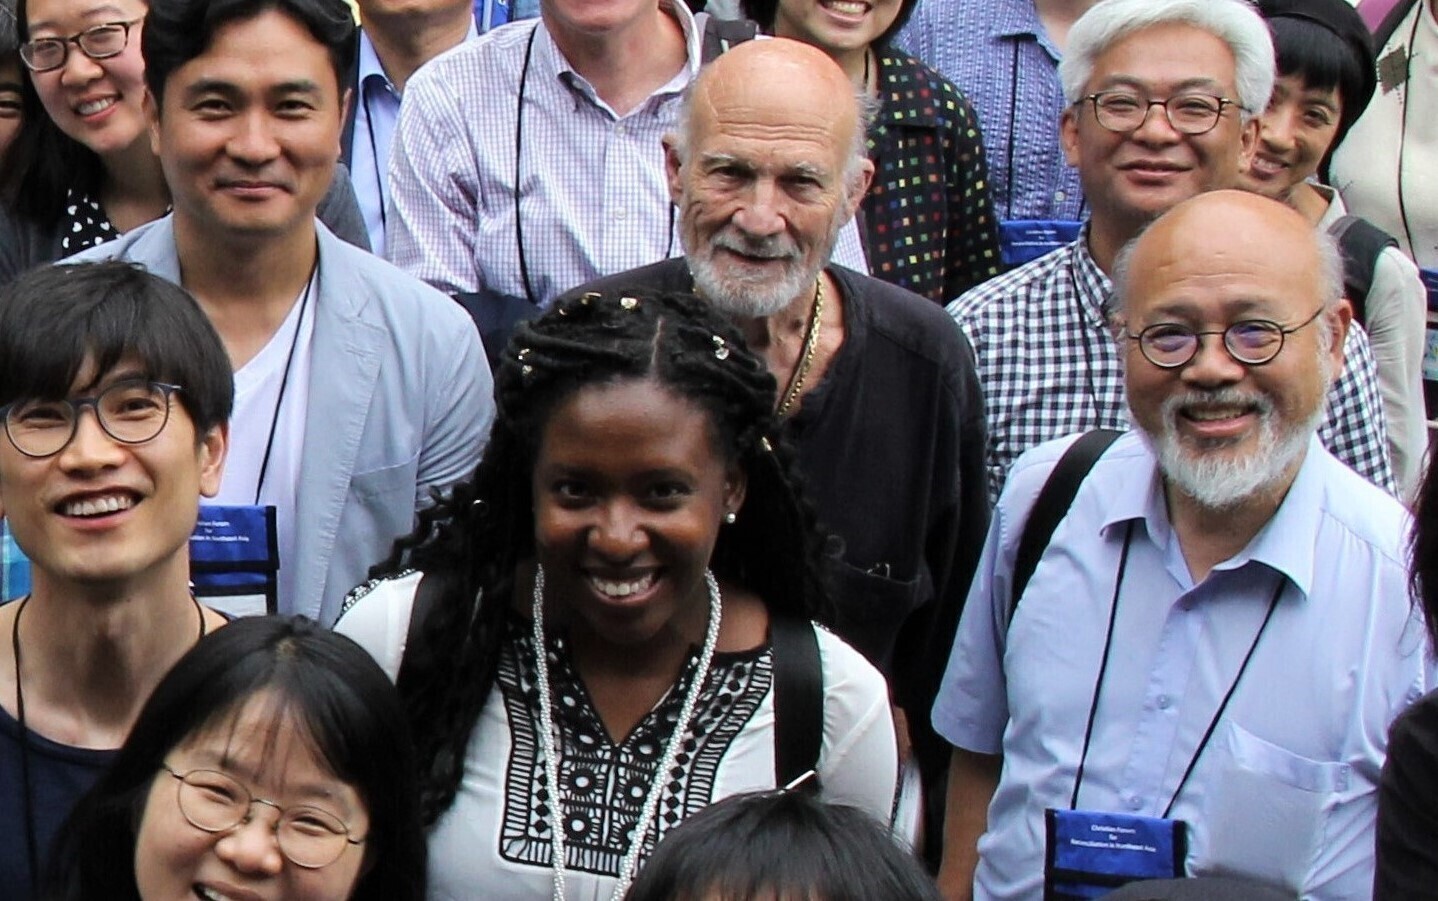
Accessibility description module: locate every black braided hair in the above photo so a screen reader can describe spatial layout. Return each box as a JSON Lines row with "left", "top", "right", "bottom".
{"left": 370, "top": 289, "right": 834, "bottom": 826}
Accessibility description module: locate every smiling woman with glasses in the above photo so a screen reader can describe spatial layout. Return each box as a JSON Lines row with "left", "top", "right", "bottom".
{"left": 39, "top": 616, "right": 425, "bottom": 901}
{"left": 0, "top": 0, "right": 369, "bottom": 288}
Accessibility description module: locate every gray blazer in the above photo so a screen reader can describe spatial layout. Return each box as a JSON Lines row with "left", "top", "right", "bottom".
{"left": 67, "top": 216, "right": 494, "bottom": 624}
{"left": 0, "top": 163, "right": 371, "bottom": 286}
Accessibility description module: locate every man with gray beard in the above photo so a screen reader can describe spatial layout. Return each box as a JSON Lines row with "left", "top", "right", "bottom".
{"left": 932, "top": 190, "right": 1431, "bottom": 901}
{"left": 564, "top": 37, "right": 990, "bottom": 861}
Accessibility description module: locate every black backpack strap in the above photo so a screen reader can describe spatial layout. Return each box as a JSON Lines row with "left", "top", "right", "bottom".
{"left": 700, "top": 14, "right": 760, "bottom": 65}
{"left": 771, "top": 614, "right": 823, "bottom": 791}
{"left": 1009, "top": 429, "right": 1122, "bottom": 623}
{"left": 396, "top": 572, "right": 444, "bottom": 689}
{"left": 1328, "top": 215, "right": 1397, "bottom": 327}
{"left": 1375, "top": 0, "right": 1419, "bottom": 52}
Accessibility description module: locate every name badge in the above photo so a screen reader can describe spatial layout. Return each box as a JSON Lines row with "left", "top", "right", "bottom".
{"left": 1045, "top": 808, "right": 1188, "bottom": 900}
{"left": 1000, "top": 219, "right": 1084, "bottom": 267}
{"left": 190, "top": 505, "right": 279, "bottom": 618}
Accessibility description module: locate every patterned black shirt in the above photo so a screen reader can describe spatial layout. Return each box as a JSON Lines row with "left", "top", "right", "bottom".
{"left": 863, "top": 51, "right": 1003, "bottom": 304}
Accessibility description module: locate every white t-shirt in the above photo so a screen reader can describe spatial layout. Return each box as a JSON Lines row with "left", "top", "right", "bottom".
{"left": 212, "top": 277, "right": 315, "bottom": 614}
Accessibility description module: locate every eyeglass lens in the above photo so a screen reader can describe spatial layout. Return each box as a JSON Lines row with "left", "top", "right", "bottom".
{"left": 1140, "top": 322, "right": 1285, "bottom": 367}
{"left": 3, "top": 381, "right": 174, "bottom": 457}
{"left": 20, "top": 21, "right": 132, "bottom": 72}
{"left": 1092, "top": 92, "right": 1224, "bottom": 135}
{"left": 174, "top": 768, "right": 355, "bottom": 869}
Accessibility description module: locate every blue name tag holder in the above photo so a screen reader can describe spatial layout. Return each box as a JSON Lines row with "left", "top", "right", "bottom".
{"left": 189, "top": 504, "right": 279, "bottom": 618}
{"left": 1000, "top": 219, "right": 1084, "bottom": 267}
{"left": 1045, "top": 808, "right": 1187, "bottom": 899}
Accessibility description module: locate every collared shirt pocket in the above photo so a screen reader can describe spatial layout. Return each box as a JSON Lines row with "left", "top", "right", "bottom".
{"left": 1202, "top": 721, "right": 1350, "bottom": 889}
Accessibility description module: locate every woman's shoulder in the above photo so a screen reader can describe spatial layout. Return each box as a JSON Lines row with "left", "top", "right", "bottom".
{"left": 333, "top": 570, "right": 425, "bottom": 681}
{"left": 812, "top": 622, "right": 887, "bottom": 695}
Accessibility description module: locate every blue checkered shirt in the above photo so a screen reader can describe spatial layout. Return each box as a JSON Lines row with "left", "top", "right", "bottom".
{"left": 896, "top": 0, "right": 1085, "bottom": 223}
{"left": 949, "top": 237, "right": 1397, "bottom": 501}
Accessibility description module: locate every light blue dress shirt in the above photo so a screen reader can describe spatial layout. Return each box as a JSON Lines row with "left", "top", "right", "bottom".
{"left": 934, "top": 430, "right": 1431, "bottom": 900}
{"left": 352, "top": 22, "right": 480, "bottom": 257}
{"left": 896, "top": 0, "right": 1085, "bottom": 223}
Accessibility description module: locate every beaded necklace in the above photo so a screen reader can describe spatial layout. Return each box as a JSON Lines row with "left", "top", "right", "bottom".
{"left": 530, "top": 565, "right": 723, "bottom": 901}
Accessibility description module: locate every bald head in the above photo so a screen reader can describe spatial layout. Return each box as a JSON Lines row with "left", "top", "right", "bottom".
{"left": 1114, "top": 190, "right": 1343, "bottom": 319}
{"left": 672, "top": 38, "right": 870, "bottom": 186}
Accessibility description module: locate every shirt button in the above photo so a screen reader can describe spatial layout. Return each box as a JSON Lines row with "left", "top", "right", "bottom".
{"left": 1157, "top": 694, "right": 1172, "bottom": 710}
{"left": 1129, "top": 796, "right": 1144, "bottom": 811}
{"left": 615, "top": 123, "right": 627, "bottom": 135}
{"left": 1054, "top": 190, "right": 1067, "bottom": 202}
{"left": 613, "top": 209, "right": 628, "bottom": 220}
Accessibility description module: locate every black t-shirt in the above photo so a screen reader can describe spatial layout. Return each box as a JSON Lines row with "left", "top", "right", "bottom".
{"left": 0, "top": 702, "right": 115, "bottom": 900}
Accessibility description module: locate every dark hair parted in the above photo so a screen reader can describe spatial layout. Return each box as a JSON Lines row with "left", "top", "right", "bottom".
{"left": 371, "top": 289, "right": 834, "bottom": 825}
{"left": 0, "top": 261, "right": 233, "bottom": 435}
{"left": 41, "top": 616, "right": 426, "bottom": 901}
{"left": 1411, "top": 464, "right": 1438, "bottom": 651}
{"left": 623, "top": 790, "right": 940, "bottom": 901}
{"left": 0, "top": 0, "right": 103, "bottom": 226}
{"left": 740, "top": 0, "right": 918, "bottom": 48}
{"left": 142, "top": 0, "right": 356, "bottom": 105}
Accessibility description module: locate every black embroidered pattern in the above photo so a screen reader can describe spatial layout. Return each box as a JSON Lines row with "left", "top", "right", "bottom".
{"left": 497, "top": 617, "right": 770, "bottom": 876}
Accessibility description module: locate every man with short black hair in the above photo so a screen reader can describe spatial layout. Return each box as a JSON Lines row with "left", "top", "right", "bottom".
{"left": 71, "top": 0, "right": 493, "bottom": 624}
{"left": 0, "top": 262, "right": 233, "bottom": 898}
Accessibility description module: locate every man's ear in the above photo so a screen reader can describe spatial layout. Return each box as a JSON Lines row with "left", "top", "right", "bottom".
{"left": 1060, "top": 106, "right": 1081, "bottom": 168}
{"left": 1235, "top": 114, "right": 1261, "bottom": 183}
{"left": 197, "top": 423, "right": 229, "bottom": 499}
{"left": 845, "top": 158, "right": 875, "bottom": 221}
{"left": 337, "top": 86, "right": 353, "bottom": 159}
{"left": 145, "top": 89, "right": 162, "bottom": 158}
{"left": 663, "top": 135, "right": 685, "bottom": 206}
{"left": 1326, "top": 298, "right": 1353, "bottom": 382}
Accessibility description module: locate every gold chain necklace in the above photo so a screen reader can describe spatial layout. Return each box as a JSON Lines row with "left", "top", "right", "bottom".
{"left": 776, "top": 276, "right": 824, "bottom": 419}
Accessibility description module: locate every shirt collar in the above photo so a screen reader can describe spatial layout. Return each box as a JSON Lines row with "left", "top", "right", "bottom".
{"left": 537, "top": 0, "right": 700, "bottom": 109}
{"left": 358, "top": 18, "right": 479, "bottom": 93}
{"left": 1069, "top": 229, "right": 1114, "bottom": 326}
{"left": 875, "top": 51, "right": 939, "bottom": 129}
{"left": 989, "top": 0, "right": 1062, "bottom": 59}
{"left": 1100, "top": 434, "right": 1327, "bottom": 599}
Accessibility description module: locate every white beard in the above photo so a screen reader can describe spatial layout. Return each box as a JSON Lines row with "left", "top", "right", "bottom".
{"left": 1138, "top": 354, "right": 1333, "bottom": 511}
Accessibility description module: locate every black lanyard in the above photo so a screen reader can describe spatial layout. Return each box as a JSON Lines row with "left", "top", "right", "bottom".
{"left": 512, "top": 24, "right": 676, "bottom": 306}
{"left": 1069, "top": 521, "right": 1286, "bottom": 817}
{"left": 1002, "top": 34, "right": 1086, "bottom": 222}
{"left": 253, "top": 265, "right": 316, "bottom": 505}
{"left": 360, "top": 78, "right": 389, "bottom": 239}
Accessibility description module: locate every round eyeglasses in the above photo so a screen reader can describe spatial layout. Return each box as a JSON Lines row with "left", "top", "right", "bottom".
{"left": 162, "top": 764, "right": 365, "bottom": 869}
{"left": 1078, "top": 90, "right": 1245, "bottom": 136}
{"left": 19, "top": 18, "right": 143, "bottom": 73}
{"left": 1, "top": 380, "right": 181, "bottom": 458}
{"left": 1126, "top": 308, "right": 1326, "bottom": 369}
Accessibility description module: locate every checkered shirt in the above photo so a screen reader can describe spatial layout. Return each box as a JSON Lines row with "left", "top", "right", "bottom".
{"left": 949, "top": 236, "right": 1397, "bottom": 502}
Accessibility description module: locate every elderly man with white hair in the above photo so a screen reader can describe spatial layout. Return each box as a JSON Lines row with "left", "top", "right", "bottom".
{"left": 946, "top": 0, "right": 1395, "bottom": 504}
{"left": 933, "top": 188, "right": 1431, "bottom": 901}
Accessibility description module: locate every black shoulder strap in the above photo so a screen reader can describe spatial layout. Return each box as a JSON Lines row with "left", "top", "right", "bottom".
{"left": 1328, "top": 215, "right": 1397, "bottom": 326}
{"left": 396, "top": 572, "right": 444, "bottom": 689}
{"left": 700, "top": 15, "right": 760, "bottom": 65}
{"left": 1009, "top": 429, "right": 1122, "bottom": 623}
{"left": 1375, "top": 0, "right": 1419, "bottom": 51}
{"left": 771, "top": 614, "right": 823, "bottom": 791}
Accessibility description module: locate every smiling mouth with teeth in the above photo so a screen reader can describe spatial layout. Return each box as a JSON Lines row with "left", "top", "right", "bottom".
{"left": 590, "top": 572, "right": 657, "bottom": 599}
{"left": 76, "top": 97, "right": 118, "bottom": 116}
{"left": 195, "top": 886, "right": 247, "bottom": 901}
{"left": 61, "top": 494, "right": 136, "bottom": 517}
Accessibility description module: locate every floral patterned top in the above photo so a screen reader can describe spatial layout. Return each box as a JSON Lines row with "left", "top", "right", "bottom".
{"left": 863, "top": 51, "right": 1003, "bottom": 304}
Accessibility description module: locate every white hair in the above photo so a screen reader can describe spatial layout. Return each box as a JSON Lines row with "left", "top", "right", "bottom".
{"left": 1059, "top": 0, "right": 1275, "bottom": 120}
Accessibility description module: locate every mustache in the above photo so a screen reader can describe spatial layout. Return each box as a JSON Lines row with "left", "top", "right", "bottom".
{"left": 1161, "top": 386, "right": 1275, "bottom": 423}
{"left": 711, "top": 229, "right": 799, "bottom": 261}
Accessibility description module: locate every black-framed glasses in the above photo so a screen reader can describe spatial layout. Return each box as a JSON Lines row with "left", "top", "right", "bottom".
{"left": 162, "top": 764, "right": 365, "bottom": 869}
{"left": 18, "top": 18, "right": 143, "bottom": 73}
{"left": 1, "top": 380, "right": 181, "bottom": 458}
{"left": 1126, "top": 308, "right": 1326, "bottom": 369}
{"left": 1079, "top": 90, "right": 1245, "bottom": 136}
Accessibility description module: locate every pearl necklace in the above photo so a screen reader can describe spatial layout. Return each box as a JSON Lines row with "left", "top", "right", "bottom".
{"left": 531, "top": 565, "right": 724, "bottom": 901}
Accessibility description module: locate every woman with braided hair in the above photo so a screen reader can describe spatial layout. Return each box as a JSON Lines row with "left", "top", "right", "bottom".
{"left": 336, "top": 289, "right": 900, "bottom": 900}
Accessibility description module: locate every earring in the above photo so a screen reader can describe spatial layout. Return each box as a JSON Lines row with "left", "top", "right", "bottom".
{"left": 723, "top": 511, "right": 737, "bottom": 525}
